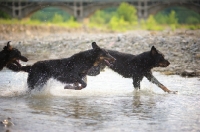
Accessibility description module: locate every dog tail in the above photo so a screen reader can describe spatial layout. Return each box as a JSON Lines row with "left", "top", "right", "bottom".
{"left": 21, "top": 66, "right": 31, "bottom": 73}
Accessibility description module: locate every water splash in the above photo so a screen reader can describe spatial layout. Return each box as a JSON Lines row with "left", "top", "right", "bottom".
{"left": 0, "top": 68, "right": 199, "bottom": 98}
{"left": 0, "top": 69, "right": 28, "bottom": 97}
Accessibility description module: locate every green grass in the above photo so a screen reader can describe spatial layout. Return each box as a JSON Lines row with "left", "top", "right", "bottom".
{"left": 0, "top": 18, "right": 199, "bottom": 32}
{"left": 0, "top": 18, "right": 81, "bottom": 28}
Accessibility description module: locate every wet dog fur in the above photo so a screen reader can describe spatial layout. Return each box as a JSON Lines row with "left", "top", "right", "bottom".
{"left": 8, "top": 42, "right": 115, "bottom": 90}
{"left": 88, "top": 46, "right": 177, "bottom": 93}
{"left": 0, "top": 41, "right": 28, "bottom": 71}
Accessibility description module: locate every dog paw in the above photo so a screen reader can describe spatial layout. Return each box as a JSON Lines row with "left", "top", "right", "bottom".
{"left": 64, "top": 85, "right": 76, "bottom": 89}
{"left": 75, "top": 86, "right": 83, "bottom": 90}
{"left": 168, "top": 91, "right": 178, "bottom": 94}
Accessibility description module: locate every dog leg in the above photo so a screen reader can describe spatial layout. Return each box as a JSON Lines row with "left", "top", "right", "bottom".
{"left": 145, "top": 72, "right": 178, "bottom": 93}
{"left": 82, "top": 76, "right": 87, "bottom": 83}
{"left": 64, "top": 84, "right": 78, "bottom": 89}
{"left": 64, "top": 76, "right": 87, "bottom": 90}
{"left": 146, "top": 72, "right": 170, "bottom": 92}
{"left": 75, "top": 78, "right": 87, "bottom": 90}
{"left": 74, "top": 83, "right": 83, "bottom": 90}
{"left": 6, "top": 63, "right": 21, "bottom": 72}
{"left": 158, "top": 84, "right": 177, "bottom": 94}
{"left": 87, "top": 66, "right": 101, "bottom": 76}
{"left": 57, "top": 76, "right": 86, "bottom": 90}
{"left": 27, "top": 73, "right": 49, "bottom": 90}
{"left": 70, "top": 75, "right": 87, "bottom": 89}
{"left": 133, "top": 87, "right": 140, "bottom": 93}
{"left": 132, "top": 76, "right": 143, "bottom": 90}
{"left": 56, "top": 76, "right": 76, "bottom": 89}
{"left": 63, "top": 82, "right": 82, "bottom": 90}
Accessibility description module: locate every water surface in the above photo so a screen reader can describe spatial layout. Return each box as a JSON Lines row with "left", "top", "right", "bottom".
{"left": 0, "top": 68, "right": 199, "bottom": 132}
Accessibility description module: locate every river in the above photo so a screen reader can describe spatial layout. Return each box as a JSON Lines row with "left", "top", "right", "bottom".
{"left": 0, "top": 68, "right": 200, "bottom": 132}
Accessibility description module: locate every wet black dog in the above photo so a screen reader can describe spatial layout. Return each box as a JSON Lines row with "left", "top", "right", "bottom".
{"left": 88, "top": 46, "right": 177, "bottom": 93}
{"left": 8, "top": 42, "right": 115, "bottom": 90}
{"left": 0, "top": 41, "right": 28, "bottom": 71}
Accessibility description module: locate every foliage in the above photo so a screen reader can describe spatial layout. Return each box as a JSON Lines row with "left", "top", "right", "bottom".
{"left": 186, "top": 16, "right": 199, "bottom": 24}
{"left": 90, "top": 10, "right": 106, "bottom": 24}
{"left": 141, "top": 15, "right": 164, "bottom": 31}
{"left": 52, "top": 13, "right": 64, "bottom": 23}
{"left": 155, "top": 6, "right": 200, "bottom": 25}
{"left": 65, "top": 16, "right": 81, "bottom": 28}
{"left": 0, "top": 17, "right": 81, "bottom": 29}
{"left": 154, "top": 13, "right": 168, "bottom": 24}
{"left": 154, "top": 10, "right": 178, "bottom": 30}
{"left": 108, "top": 16, "right": 130, "bottom": 31}
{"left": 116, "top": 2, "right": 138, "bottom": 24}
{"left": 168, "top": 10, "right": 178, "bottom": 31}
{"left": 89, "top": 2, "right": 138, "bottom": 31}
{"left": 187, "top": 25, "right": 200, "bottom": 30}
{"left": 0, "top": 10, "right": 11, "bottom": 19}
{"left": 21, "top": 19, "right": 42, "bottom": 25}
{"left": 176, "top": 24, "right": 200, "bottom": 30}
{"left": 31, "top": 7, "right": 71, "bottom": 22}
{"left": 89, "top": 8, "right": 117, "bottom": 25}
{"left": 168, "top": 10, "right": 178, "bottom": 24}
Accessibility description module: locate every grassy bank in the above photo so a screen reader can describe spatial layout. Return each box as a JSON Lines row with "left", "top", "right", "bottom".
{"left": 1, "top": 18, "right": 200, "bottom": 33}
{"left": 0, "top": 18, "right": 81, "bottom": 28}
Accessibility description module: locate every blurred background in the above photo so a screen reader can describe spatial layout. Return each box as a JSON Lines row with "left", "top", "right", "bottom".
{"left": 0, "top": 0, "right": 199, "bottom": 32}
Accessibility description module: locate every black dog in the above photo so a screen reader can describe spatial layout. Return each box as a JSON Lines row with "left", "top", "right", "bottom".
{"left": 0, "top": 41, "right": 28, "bottom": 71}
{"left": 8, "top": 42, "right": 115, "bottom": 90}
{"left": 88, "top": 46, "right": 177, "bottom": 93}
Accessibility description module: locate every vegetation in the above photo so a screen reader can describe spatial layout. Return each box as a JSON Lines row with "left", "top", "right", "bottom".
{"left": 89, "top": 2, "right": 138, "bottom": 31}
{"left": 0, "top": 10, "right": 10, "bottom": 19}
{"left": 0, "top": 3, "right": 199, "bottom": 31}
{"left": 31, "top": 7, "right": 71, "bottom": 22}
{"left": 88, "top": 4, "right": 200, "bottom": 31}
{"left": 155, "top": 7, "right": 200, "bottom": 24}
{"left": 141, "top": 15, "right": 164, "bottom": 31}
{"left": 0, "top": 7, "right": 81, "bottom": 29}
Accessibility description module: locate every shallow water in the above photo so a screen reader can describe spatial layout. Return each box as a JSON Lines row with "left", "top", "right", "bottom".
{"left": 0, "top": 68, "right": 200, "bottom": 132}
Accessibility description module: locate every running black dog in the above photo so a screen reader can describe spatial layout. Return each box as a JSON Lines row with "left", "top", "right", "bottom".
{"left": 88, "top": 46, "right": 177, "bottom": 93}
{"left": 0, "top": 41, "right": 28, "bottom": 71}
{"left": 8, "top": 42, "right": 115, "bottom": 90}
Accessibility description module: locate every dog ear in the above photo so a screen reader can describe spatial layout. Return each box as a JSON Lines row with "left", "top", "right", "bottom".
{"left": 92, "top": 42, "right": 100, "bottom": 49}
{"left": 6, "top": 41, "right": 13, "bottom": 51}
{"left": 151, "top": 46, "right": 157, "bottom": 56}
{"left": 3, "top": 41, "right": 12, "bottom": 51}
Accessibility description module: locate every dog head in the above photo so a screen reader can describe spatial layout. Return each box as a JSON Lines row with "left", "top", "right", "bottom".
{"left": 150, "top": 46, "right": 170, "bottom": 67}
{"left": 3, "top": 41, "right": 28, "bottom": 65}
{"left": 92, "top": 42, "right": 116, "bottom": 67}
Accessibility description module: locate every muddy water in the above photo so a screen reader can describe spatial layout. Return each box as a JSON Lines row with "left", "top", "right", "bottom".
{"left": 0, "top": 68, "right": 200, "bottom": 132}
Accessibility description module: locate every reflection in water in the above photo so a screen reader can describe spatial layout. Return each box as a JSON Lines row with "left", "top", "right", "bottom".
{"left": 0, "top": 69, "right": 200, "bottom": 131}
{"left": 133, "top": 91, "right": 141, "bottom": 107}
{"left": 27, "top": 96, "right": 53, "bottom": 114}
